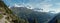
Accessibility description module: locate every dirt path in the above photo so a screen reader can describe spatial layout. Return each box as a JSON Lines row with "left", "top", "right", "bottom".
{"left": 0, "top": 15, "right": 10, "bottom": 23}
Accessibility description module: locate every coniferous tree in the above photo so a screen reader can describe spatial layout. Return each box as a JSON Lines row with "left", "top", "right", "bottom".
{"left": 33, "top": 18, "right": 38, "bottom": 23}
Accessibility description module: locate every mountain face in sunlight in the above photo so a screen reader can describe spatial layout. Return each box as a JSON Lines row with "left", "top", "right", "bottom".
{"left": 10, "top": 5, "right": 60, "bottom": 23}
{"left": 10, "top": 5, "right": 56, "bottom": 23}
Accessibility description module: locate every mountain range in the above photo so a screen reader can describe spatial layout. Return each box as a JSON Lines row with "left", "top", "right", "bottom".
{"left": 10, "top": 6, "right": 56, "bottom": 23}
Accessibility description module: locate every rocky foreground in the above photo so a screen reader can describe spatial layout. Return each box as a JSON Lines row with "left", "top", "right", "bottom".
{"left": 0, "top": 0, "right": 29, "bottom": 23}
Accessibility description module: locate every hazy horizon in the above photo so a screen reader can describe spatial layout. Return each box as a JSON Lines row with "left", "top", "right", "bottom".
{"left": 3, "top": 0, "right": 60, "bottom": 13}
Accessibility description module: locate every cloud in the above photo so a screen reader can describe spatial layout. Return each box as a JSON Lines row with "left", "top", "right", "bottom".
{"left": 49, "top": 8, "right": 60, "bottom": 13}
{"left": 7, "top": 0, "right": 60, "bottom": 13}
{"left": 37, "top": 3, "right": 53, "bottom": 12}
{"left": 13, "top": 1, "right": 53, "bottom": 12}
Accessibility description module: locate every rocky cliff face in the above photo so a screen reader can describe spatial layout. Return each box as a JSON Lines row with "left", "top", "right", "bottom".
{"left": 0, "top": 0, "right": 29, "bottom": 23}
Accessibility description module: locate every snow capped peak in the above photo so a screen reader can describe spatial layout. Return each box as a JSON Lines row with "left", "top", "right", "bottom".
{"left": 9, "top": 3, "right": 60, "bottom": 14}
{"left": 14, "top": 3, "right": 25, "bottom": 7}
{"left": 26, "top": 5, "right": 34, "bottom": 9}
{"left": 14, "top": 4, "right": 34, "bottom": 9}
{"left": 9, "top": 3, "right": 34, "bottom": 10}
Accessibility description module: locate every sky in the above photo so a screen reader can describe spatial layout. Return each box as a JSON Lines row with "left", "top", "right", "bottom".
{"left": 3, "top": 0, "right": 60, "bottom": 13}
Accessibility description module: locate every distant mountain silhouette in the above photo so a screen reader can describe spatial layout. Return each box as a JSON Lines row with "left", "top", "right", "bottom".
{"left": 10, "top": 6, "right": 56, "bottom": 23}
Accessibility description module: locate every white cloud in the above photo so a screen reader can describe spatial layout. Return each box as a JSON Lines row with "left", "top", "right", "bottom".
{"left": 38, "top": 3, "right": 53, "bottom": 12}
{"left": 14, "top": 3, "right": 25, "bottom": 7}
{"left": 14, "top": 4, "right": 20, "bottom": 7}
{"left": 49, "top": 8, "right": 60, "bottom": 13}
{"left": 54, "top": 8, "right": 60, "bottom": 13}
{"left": 13, "top": 3, "right": 53, "bottom": 12}
{"left": 9, "top": 0, "right": 60, "bottom": 13}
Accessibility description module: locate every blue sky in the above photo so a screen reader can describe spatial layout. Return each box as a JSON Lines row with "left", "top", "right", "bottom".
{"left": 3, "top": 0, "right": 60, "bottom": 13}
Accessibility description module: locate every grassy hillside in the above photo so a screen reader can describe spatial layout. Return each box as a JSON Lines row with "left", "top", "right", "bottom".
{"left": 0, "top": 0, "right": 29, "bottom": 23}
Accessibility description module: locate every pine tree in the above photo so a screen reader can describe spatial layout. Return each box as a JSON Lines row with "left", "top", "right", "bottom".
{"left": 24, "top": 19, "right": 29, "bottom": 23}
{"left": 33, "top": 18, "right": 38, "bottom": 23}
